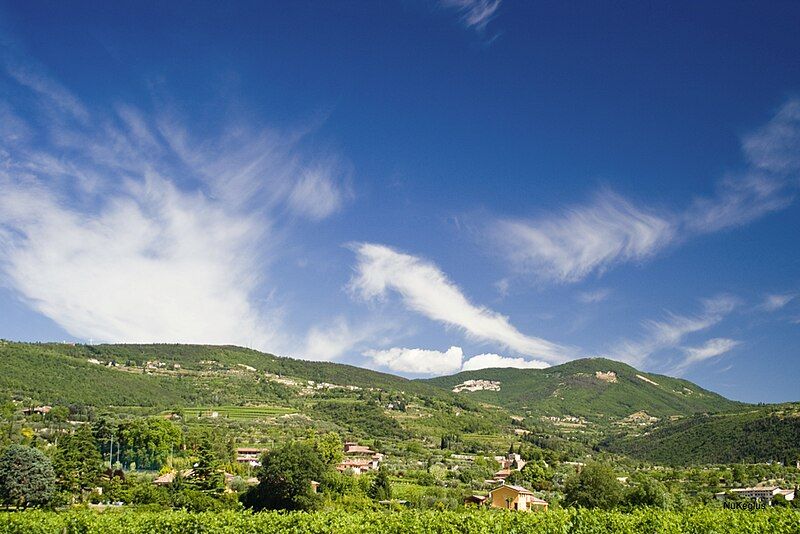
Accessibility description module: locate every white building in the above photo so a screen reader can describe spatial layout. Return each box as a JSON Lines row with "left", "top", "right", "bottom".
{"left": 715, "top": 486, "right": 795, "bottom": 504}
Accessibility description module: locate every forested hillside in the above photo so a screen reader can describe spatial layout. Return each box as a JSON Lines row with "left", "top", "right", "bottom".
{"left": 604, "top": 405, "right": 800, "bottom": 465}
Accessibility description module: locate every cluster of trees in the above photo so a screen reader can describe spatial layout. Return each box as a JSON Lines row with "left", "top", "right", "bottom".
{"left": 0, "top": 426, "right": 102, "bottom": 509}
{"left": 242, "top": 435, "right": 392, "bottom": 511}
{"left": 0, "top": 422, "right": 397, "bottom": 513}
{"left": 0, "top": 416, "right": 238, "bottom": 510}
{"left": 563, "top": 463, "right": 681, "bottom": 510}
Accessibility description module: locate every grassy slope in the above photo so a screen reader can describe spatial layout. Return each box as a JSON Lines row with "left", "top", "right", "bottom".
{"left": 0, "top": 341, "right": 446, "bottom": 404}
{"left": 0, "top": 341, "right": 507, "bottom": 442}
{"left": 0, "top": 341, "right": 197, "bottom": 406}
{"left": 604, "top": 404, "right": 800, "bottom": 465}
{"left": 422, "top": 358, "right": 742, "bottom": 419}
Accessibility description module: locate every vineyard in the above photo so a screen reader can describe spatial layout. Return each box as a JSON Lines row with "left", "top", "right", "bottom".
{"left": 1, "top": 508, "right": 798, "bottom": 534}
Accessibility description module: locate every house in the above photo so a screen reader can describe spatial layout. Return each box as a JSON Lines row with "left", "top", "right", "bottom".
{"left": 336, "top": 441, "right": 383, "bottom": 474}
{"left": 235, "top": 447, "right": 264, "bottom": 465}
{"left": 493, "top": 468, "right": 512, "bottom": 481}
{"left": 310, "top": 480, "right": 320, "bottom": 493}
{"left": 22, "top": 405, "right": 52, "bottom": 416}
{"left": 495, "top": 453, "right": 526, "bottom": 471}
{"left": 154, "top": 469, "right": 193, "bottom": 485}
{"left": 488, "top": 484, "right": 548, "bottom": 512}
{"left": 344, "top": 442, "right": 383, "bottom": 458}
{"left": 715, "top": 486, "right": 795, "bottom": 504}
{"left": 336, "top": 458, "right": 375, "bottom": 475}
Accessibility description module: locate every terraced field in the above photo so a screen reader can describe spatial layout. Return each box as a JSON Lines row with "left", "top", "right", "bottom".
{"left": 173, "top": 406, "right": 296, "bottom": 420}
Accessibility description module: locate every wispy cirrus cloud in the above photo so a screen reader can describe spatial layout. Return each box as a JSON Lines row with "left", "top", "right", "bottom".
{"left": 759, "top": 293, "right": 796, "bottom": 312}
{"left": 577, "top": 288, "right": 612, "bottom": 304}
{"left": 489, "top": 100, "right": 800, "bottom": 284}
{"left": 609, "top": 294, "right": 739, "bottom": 368}
{"left": 491, "top": 191, "right": 675, "bottom": 283}
{"left": 300, "top": 317, "right": 391, "bottom": 362}
{"left": 673, "top": 337, "right": 741, "bottom": 374}
{"left": 743, "top": 99, "right": 800, "bottom": 174}
{"left": 440, "top": 0, "right": 501, "bottom": 31}
{"left": 288, "top": 165, "right": 350, "bottom": 221}
{"left": 0, "top": 56, "right": 349, "bottom": 351}
{"left": 349, "top": 243, "right": 570, "bottom": 363}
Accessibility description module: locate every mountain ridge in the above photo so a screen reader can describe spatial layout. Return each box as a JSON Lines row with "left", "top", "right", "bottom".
{"left": 422, "top": 357, "right": 741, "bottom": 419}
{"left": 1, "top": 341, "right": 743, "bottom": 417}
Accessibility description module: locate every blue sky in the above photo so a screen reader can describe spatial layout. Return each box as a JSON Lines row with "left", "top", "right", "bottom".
{"left": 0, "top": 1, "right": 799, "bottom": 402}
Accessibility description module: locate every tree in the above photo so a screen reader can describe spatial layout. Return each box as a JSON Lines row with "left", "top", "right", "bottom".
{"left": 624, "top": 473, "right": 670, "bottom": 508}
{"left": 0, "top": 445, "right": 56, "bottom": 508}
{"left": 52, "top": 425, "right": 103, "bottom": 496}
{"left": 185, "top": 426, "right": 233, "bottom": 465}
{"left": 772, "top": 494, "right": 791, "bottom": 508}
{"left": 369, "top": 468, "right": 392, "bottom": 501}
{"left": 563, "top": 462, "right": 623, "bottom": 509}
{"left": 46, "top": 406, "right": 70, "bottom": 424}
{"left": 190, "top": 438, "right": 224, "bottom": 493}
{"left": 0, "top": 401, "right": 15, "bottom": 446}
{"left": 118, "top": 418, "right": 181, "bottom": 470}
{"left": 519, "top": 460, "right": 554, "bottom": 490}
{"left": 242, "top": 442, "right": 327, "bottom": 511}
{"left": 313, "top": 432, "right": 343, "bottom": 467}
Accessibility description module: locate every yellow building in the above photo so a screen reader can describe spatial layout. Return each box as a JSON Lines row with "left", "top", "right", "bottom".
{"left": 488, "top": 484, "right": 548, "bottom": 511}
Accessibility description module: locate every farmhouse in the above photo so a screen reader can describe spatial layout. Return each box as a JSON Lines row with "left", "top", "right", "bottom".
{"left": 715, "top": 486, "right": 795, "bottom": 504}
{"left": 486, "top": 452, "right": 528, "bottom": 483}
{"left": 235, "top": 447, "right": 264, "bottom": 466}
{"left": 488, "top": 484, "right": 548, "bottom": 511}
{"left": 336, "top": 441, "right": 383, "bottom": 475}
{"left": 22, "top": 405, "right": 51, "bottom": 416}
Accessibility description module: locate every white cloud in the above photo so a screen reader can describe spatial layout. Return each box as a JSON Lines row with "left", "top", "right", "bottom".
{"left": 577, "top": 288, "right": 612, "bottom": 304}
{"left": 461, "top": 352, "right": 548, "bottom": 371}
{"left": 491, "top": 191, "right": 674, "bottom": 283}
{"left": 609, "top": 294, "right": 738, "bottom": 367}
{"left": 489, "top": 100, "right": 800, "bottom": 284}
{"left": 743, "top": 99, "right": 800, "bottom": 174}
{"left": 494, "top": 278, "right": 510, "bottom": 297}
{"left": 759, "top": 293, "right": 796, "bottom": 312}
{"left": 364, "top": 346, "right": 464, "bottom": 375}
{"left": 363, "top": 345, "right": 547, "bottom": 375}
{"left": 440, "top": 0, "right": 501, "bottom": 31}
{"left": 0, "top": 58, "right": 349, "bottom": 352}
{"left": 5, "top": 59, "right": 89, "bottom": 122}
{"left": 300, "top": 317, "right": 380, "bottom": 362}
{"left": 349, "top": 243, "right": 570, "bottom": 362}
{"left": 682, "top": 174, "right": 794, "bottom": 234}
{"left": 680, "top": 337, "right": 740, "bottom": 368}
{"left": 288, "top": 166, "right": 347, "bottom": 221}
{"left": 0, "top": 175, "right": 281, "bottom": 349}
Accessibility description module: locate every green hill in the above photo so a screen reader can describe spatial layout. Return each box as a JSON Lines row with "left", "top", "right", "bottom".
{"left": 603, "top": 404, "right": 800, "bottom": 465}
{"left": 0, "top": 341, "right": 762, "bottom": 456}
{"left": 0, "top": 341, "right": 444, "bottom": 407}
{"left": 422, "top": 358, "right": 741, "bottom": 420}
{"left": 0, "top": 341, "right": 507, "bottom": 444}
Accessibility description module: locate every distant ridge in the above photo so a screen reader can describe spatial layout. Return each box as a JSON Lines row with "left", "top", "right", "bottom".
{"left": 422, "top": 357, "right": 742, "bottom": 419}
{"left": 1, "top": 341, "right": 738, "bottom": 419}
